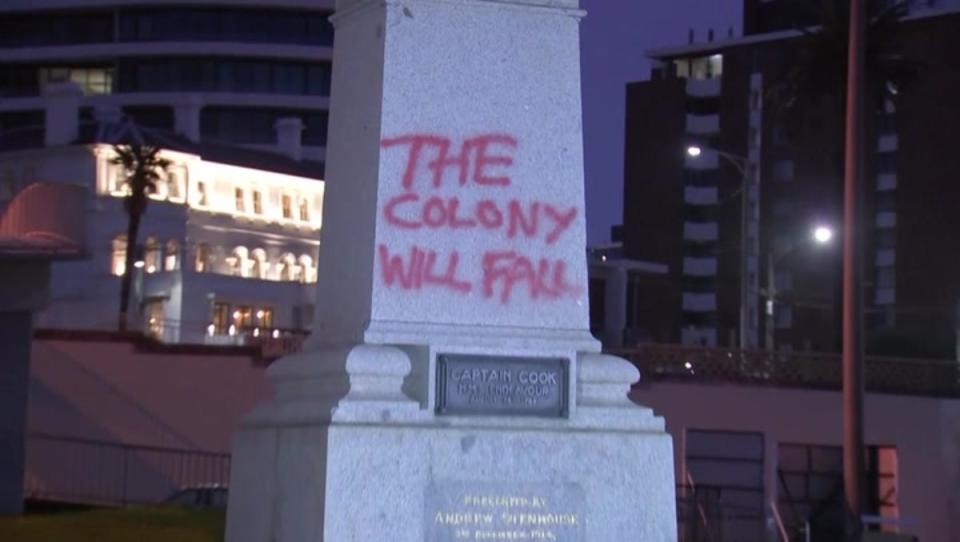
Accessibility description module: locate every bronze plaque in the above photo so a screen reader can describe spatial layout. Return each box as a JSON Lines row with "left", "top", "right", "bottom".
{"left": 436, "top": 354, "right": 569, "bottom": 417}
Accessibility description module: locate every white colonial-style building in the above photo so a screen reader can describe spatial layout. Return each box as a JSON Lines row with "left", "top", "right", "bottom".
{"left": 0, "top": 84, "right": 325, "bottom": 345}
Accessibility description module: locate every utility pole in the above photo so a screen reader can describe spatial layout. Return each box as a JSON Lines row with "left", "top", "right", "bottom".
{"left": 843, "top": 0, "right": 867, "bottom": 539}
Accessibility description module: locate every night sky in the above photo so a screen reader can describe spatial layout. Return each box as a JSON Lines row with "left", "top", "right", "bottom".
{"left": 579, "top": 0, "right": 742, "bottom": 245}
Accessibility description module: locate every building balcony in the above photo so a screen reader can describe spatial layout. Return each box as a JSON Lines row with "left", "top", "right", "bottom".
{"left": 877, "top": 133, "right": 899, "bottom": 153}
{"left": 685, "top": 77, "right": 722, "bottom": 98}
{"left": 682, "top": 292, "right": 717, "bottom": 312}
{"left": 875, "top": 287, "right": 896, "bottom": 306}
{"left": 683, "top": 186, "right": 719, "bottom": 205}
{"left": 683, "top": 221, "right": 719, "bottom": 242}
{"left": 685, "top": 114, "right": 720, "bottom": 135}
{"left": 682, "top": 257, "right": 718, "bottom": 276}
{"left": 877, "top": 173, "right": 897, "bottom": 191}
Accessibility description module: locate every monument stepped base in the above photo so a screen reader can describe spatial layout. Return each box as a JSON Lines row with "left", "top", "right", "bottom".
{"left": 226, "top": 346, "right": 677, "bottom": 542}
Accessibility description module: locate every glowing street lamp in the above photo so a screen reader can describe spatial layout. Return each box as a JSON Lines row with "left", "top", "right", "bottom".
{"left": 686, "top": 145, "right": 703, "bottom": 158}
{"left": 765, "top": 224, "right": 836, "bottom": 350}
{"left": 813, "top": 226, "right": 834, "bottom": 245}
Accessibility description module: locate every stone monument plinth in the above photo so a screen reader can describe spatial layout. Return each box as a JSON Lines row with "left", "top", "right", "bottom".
{"left": 225, "top": 0, "right": 677, "bottom": 540}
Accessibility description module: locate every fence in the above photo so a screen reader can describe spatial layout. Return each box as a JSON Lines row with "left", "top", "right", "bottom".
{"left": 24, "top": 433, "right": 230, "bottom": 506}
{"left": 676, "top": 484, "right": 766, "bottom": 542}
{"left": 613, "top": 344, "right": 960, "bottom": 397}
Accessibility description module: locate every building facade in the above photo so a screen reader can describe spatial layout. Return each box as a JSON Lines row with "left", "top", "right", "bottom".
{"left": 623, "top": 4, "right": 960, "bottom": 357}
{"left": 0, "top": 1, "right": 339, "bottom": 344}
{"left": 0, "top": 0, "right": 334, "bottom": 161}
{"left": 0, "top": 86, "right": 325, "bottom": 344}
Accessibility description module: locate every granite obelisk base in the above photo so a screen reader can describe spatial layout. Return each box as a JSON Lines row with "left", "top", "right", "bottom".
{"left": 226, "top": 347, "right": 676, "bottom": 541}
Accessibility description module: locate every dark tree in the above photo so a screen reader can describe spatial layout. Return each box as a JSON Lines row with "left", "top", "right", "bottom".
{"left": 112, "top": 143, "right": 171, "bottom": 332}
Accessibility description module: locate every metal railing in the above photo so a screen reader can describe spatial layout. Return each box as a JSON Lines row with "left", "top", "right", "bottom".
{"left": 612, "top": 344, "right": 960, "bottom": 397}
{"left": 676, "top": 484, "right": 766, "bottom": 542}
{"left": 24, "top": 433, "right": 230, "bottom": 507}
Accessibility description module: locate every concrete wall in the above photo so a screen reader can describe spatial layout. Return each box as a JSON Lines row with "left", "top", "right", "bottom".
{"left": 632, "top": 381, "right": 960, "bottom": 541}
{"left": 29, "top": 338, "right": 270, "bottom": 452}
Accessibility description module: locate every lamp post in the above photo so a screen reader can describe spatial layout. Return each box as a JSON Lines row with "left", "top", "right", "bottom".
{"left": 843, "top": 0, "right": 867, "bottom": 537}
{"left": 687, "top": 145, "right": 755, "bottom": 350}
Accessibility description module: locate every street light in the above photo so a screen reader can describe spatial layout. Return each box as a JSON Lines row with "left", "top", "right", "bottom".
{"left": 686, "top": 144, "right": 754, "bottom": 349}
{"left": 813, "top": 226, "right": 834, "bottom": 245}
{"left": 765, "top": 225, "right": 836, "bottom": 351}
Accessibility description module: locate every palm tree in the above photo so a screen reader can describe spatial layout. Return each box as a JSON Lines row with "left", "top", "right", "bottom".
{"left": 112, "top": 142, "right": 171, "bottom": 332}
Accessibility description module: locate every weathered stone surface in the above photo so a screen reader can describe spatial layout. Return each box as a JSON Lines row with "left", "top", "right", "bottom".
{"left": 226, "top": 0, "right": 677, "bottom": 540}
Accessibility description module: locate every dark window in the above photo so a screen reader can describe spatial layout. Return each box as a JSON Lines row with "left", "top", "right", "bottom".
{"left": 686, "top": 96, "right": 721, "bottom": 116}
{"left": 683, "top": 205, "right": 720, "bottom": 223}
{"left": 117, "top": 58, "right": 331, "bottom": 96}
{"left": 682, "top": 312, "right": 719, "bottom": 327}
{"left": 0, "top": 65, "right": 43, "bottom": 97}
{"left": 200, "top": 107, "right": 328, "bottom": 146}
{"left": 118, "top": 8, "right": 334, "bottom": 46}
{"left": 0, "top": 110, "right": 44, "bottom": 133}
{"left": 122, "top": 107, "right": 175, "bottom": 131}
{"left": 877, "top": 153, "right": 897, "bottom": 174}
{"left": 0, "top": 11, "right": 114, "bottom": 47}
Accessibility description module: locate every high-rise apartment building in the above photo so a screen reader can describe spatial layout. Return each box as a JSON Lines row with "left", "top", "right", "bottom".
{"left": 623, "top": 3, "right": 960, "bottom": 357}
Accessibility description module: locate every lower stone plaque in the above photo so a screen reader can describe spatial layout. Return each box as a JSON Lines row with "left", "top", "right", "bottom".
{"left": 425, "top": 482, "right": 586, "bottom": 541}
{"left": 436, "top": 355, "right": 569, "bottom": 417}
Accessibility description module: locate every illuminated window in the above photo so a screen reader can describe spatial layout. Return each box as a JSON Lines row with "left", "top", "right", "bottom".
{"left": 233, "top": 306, "right": 253, "bottom": 329}
{"left": 145, "top": 301, "right": 164, "bottom": 340}
{"left": 281, "top": 194, "right": 292, "bottom": 219}
{"left": 299, "top": 198, "right": 309, "bottom": 222}
{"left": 111, "top": 235, "right": 127, "bottom": 276}
{"left": 252, "top": 191, "right": 263, "bottom": 214}
{"left": 212, "top": 302, "right": 230, "bottom": 334}
{"left": 195, "top": 243, "right": 211, "bottom": 272}
{"left": 256, "top": 307, "right": 274, "bottom": 328}
{"left": 144, "top": 236, "right": 160, "bottom": 273}
{"left": 39, "top": 66, "right": 114, "bottom": 95}
{"left": 164, "top": 239, "right": 179, "bottom": 271}
{"left": 235, "top": 187, "right": 246, "bottom": 212}
{"left": 673, "top": 54, "right": 723, "bottom": 80}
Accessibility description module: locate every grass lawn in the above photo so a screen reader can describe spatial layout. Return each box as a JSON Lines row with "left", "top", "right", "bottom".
{"left": 0, "top": 506, "right": 225, "bottom": 542}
